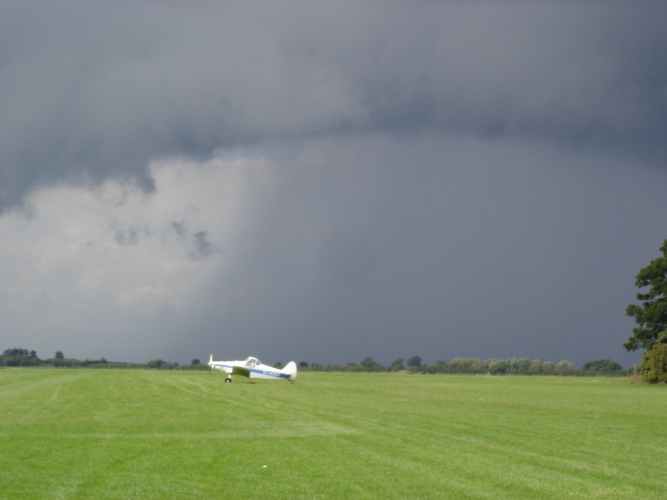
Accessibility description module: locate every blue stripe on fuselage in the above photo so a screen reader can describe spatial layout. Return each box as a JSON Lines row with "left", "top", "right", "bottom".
{"left": 215, "top": 363, "right": 289, "bottom": 379}
{"left": 248, "top": 367, "right": 290, "bottom": 379}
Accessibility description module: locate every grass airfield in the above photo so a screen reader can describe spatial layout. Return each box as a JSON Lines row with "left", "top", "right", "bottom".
{"left": 1, "top": 369, "right": 666, "bottom": 499}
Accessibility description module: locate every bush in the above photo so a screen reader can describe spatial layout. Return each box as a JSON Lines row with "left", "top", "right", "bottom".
{"left": 542, "top": 361, "right": 555, "bottom": 374}
{"left": 555, "top": 360, "right": 575, "bottom": 375}
{"left": 641, "top": 344, "right": 667, "bottom": 384}
{"left": 406, "top": 356, "right": 422, "bottom": 368}
{"left": 581, "top": 359, "right": 623, "bottom": 375}
{"left": 1, "top": 348, "right": 41, "bottom": 367}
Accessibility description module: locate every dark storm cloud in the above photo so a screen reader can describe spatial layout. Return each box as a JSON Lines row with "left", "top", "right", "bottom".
{"left": 185, "top": 134, "right": 667, "bottom": 368}
{"left": 1, "top": 1, "right": 666, "bottom": 212}
{"left": 318, "top": 229, "right": 377, "bottom": 288}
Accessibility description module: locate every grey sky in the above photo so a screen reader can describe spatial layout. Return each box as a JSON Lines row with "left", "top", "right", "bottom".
{"left": 1, "top": 2, "right": 666, "bottom": 367}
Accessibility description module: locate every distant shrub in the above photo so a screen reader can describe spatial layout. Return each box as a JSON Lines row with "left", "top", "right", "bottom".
{"left": 541, "top": 361, "right": 555, "bottom": 374}
{"left": 1, "top": 348, "right": 40, "bottom": 367}
{"left": 641, "top": 345, "right": 667, "bottom": 384}
{"left": 360, "top": 357, "right": 387, "bottom": 372}
{"left": 406, "top": 356, "right": 422, "bottom": 368}
{"left": 145, "top": 359, "right": 178, "bottom": 370}
{"left": 528, "top": 360, "right": 542, "bottom": 374}
{"left": 555, "top": 360, "right": 575, "bottom": 375}
{"left": 390, "top": 358, "right": 404, "bottom": 371}
{"left": 581, "top": 359, "right": 623, "bottom": 376}
{"left": 488, "top": 360, "right": 507, "bottom": 374}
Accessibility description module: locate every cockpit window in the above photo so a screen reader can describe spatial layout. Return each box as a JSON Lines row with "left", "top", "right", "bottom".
{"left": 245, "top": 357, "right": 260, "bottom": 367}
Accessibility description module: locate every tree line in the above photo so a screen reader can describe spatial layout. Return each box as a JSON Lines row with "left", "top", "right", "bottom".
{"left": 298, "top": 356, "right": 626, "bottom": 377}
{"left": 0, "top": 349, "right": 627, "bottom": 376}
{"left": 0, "top": 349, "right": 207, "bottom": 370}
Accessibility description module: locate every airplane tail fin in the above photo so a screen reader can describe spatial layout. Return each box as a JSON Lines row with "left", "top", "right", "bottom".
{"left": 282, "top": 361, "right": 297, "bottom": 381}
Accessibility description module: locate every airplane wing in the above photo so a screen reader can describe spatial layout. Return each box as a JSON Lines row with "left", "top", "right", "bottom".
{"left": 232, "top": 366, "right": 251, "bottom": 378}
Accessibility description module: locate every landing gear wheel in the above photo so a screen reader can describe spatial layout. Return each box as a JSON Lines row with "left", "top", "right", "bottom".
{"left": 225, "top": 378, "right": 232, "bottom": 383}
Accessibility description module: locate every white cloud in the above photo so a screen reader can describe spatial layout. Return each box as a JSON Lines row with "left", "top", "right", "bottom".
{"left": 0, "top": 155, "right": 271, "bottom": 358}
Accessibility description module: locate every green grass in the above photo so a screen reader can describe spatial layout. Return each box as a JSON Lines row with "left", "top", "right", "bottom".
{"left": 1, "top": 370, "right": 666, "bottom": 499}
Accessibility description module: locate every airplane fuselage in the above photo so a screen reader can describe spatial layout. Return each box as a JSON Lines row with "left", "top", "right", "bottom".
{"left": 208, "top": 356, "right": 297, "bottom": 382}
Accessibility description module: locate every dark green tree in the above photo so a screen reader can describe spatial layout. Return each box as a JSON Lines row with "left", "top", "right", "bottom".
{"left": 640, "top": 344, "right": 667, "bottom": 384}
{"left": 191, "top": 359, "right": 201, "bottom": 365}
{"left": 513, "top": 358, "right": 531, "bottom": 375}
{"left": 625, "top": 240, "right": 667, "bottom": 351}
{"left": 582, "top": 359, "right": 623, "bottom": 374}
{"left": 489, "top": 360, "right": 508, "bottom": 374}
{"left": 146, "top": 359, "right": 165, "bottom": 369}
{"left": 2, "top": 348, "right": 40, "bottom": 366}
{"left": 360, "top": 357, "right": 387, "bottom": 372}
{"left": 406, "top": 356, "right": 422, "bottom": 368}
{"left": 390, "top": 358, "right": 404, "bottom": 371}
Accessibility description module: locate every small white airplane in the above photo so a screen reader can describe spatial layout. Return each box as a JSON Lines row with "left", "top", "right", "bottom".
{"left": 208, "top": 355, "right": 297, "bottom": 383}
